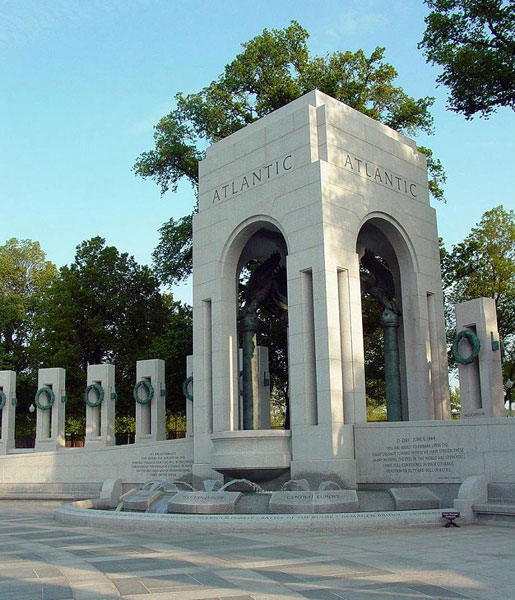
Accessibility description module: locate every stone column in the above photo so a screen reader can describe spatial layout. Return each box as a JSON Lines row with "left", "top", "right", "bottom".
{"left": 0, "top": 370, "right": 16, "bottom": 454}
{"left": 455, "top": 298, "right": 504, "bottom": 418}
{"left": 135, "top": 359, "right": 166, "bottom": 443}
{"left": 85, "top": 364, "right": 116, "bottom": 447}
{"left": 35, "top": 368, "right": 66, "bottom": 451}
{"left": 185, "top": 355, "right": 194, "bottom": 438}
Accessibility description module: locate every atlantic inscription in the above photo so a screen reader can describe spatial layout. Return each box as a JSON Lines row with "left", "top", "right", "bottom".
{"left": 342, "top": 153, "right": 418, "bottom": 198}
{"left": 212, "top": 154, "right": 293, "bottom": 203}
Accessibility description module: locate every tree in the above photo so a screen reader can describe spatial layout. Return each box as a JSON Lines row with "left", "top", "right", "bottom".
{"left": 441, "top": 206, "right": 515, "bottom": 374}
{"left": 35, "top": 237, "right": 190, "bottom": 422}
{"left": 135, "top": 21, "right": 445, "bottom": 286}
{"left": 0, "top": 238, "right": 57, "bottom": 410}
{"left": 419, "top": 0, "right": 515, "bottom": 118}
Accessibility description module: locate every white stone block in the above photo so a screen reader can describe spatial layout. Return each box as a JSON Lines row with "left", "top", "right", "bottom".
{"left": 85, "top": 364, "right": 116, "bottom": 447}
{"left": 35, "top": 368, "right": 66, "bottom": 451}
{"left": 135, "top": 359, "right": 166, "bottom": 443}
{"left": 0, "top": 371, "right": 16, "bottom": 454}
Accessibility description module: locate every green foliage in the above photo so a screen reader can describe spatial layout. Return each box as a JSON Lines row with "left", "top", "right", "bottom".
{"left": 366, "top": 403, "right": 387, "bottom": 422}
{"left": 449, "top": 386, "right": 461, "bottom": 418}
{"left": 417, "top": 146, "right": 447, "bottom": 202}
{"left": 115, "top": 415, "right": 135, "bottom": 444}
{"left": 35, "top": 237, "right": 192, "bottom": 420}
{"left": 152, "top": 214, "right": 193, "bottom": 288}
{"left": 419, "top": 0, "right": 515, "bottom": 118}
{"left": 136, "top": 21, "right": 443, "bottom": 286}
{"left": 361, "top": 294, "right": 386, "bottom": 408}
{"left": 66, "top": 415, "right": 86, "bottom": 440}
{"left": 167, "top": 412, "right": 187, "bottom": 438}
{"left": 0, "top": 238, "right": 57, "bottom": 411}
{"left": 441, "top": 206, "right": 515, "bottom": 374}
{"left": 147, "top": 295, "right": 192, "bottom": 415}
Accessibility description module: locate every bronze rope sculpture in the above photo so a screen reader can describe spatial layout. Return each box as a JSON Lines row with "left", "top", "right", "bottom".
{"left": 238, "top": 252, "right": 288, "bottom": 430}
{"left": 360, "top": 249, "right": 403, "bottom": 421}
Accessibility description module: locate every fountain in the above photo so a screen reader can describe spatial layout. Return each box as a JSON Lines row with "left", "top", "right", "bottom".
{"left": 118, "top": 477, "right": 361, "bottom": 515}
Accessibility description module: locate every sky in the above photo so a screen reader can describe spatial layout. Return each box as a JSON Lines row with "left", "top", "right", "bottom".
{"left": 1, "top": 0, "right": 514, "bottom": 304}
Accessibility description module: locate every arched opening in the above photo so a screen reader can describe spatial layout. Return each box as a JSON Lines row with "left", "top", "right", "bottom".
{"left": 235, "top": 225, "right": 289, "bottom": 430}
{"left": 357, "top": 218, "right": 413, "bottom": 422}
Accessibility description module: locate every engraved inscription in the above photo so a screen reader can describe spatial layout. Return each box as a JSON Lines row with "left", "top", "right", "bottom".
{"left": 212, "top": 154, "right": 293, "bottom": 203}
{"left": 342, "top": 152, "right": 418, "bottom": 198}
{"left": 371, "top": 435, "right": 465, "bottom": 475}
{"left": 131, "top": 450, "right": 193, "bottom": 479}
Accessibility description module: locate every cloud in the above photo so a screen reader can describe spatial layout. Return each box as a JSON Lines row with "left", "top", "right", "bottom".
{"left": 325, "top": 1, "right": 389, "bottom": 38}
{"left": 0, "top": 0, "right": 128, "bottom": 57}
{"left": 129, "top": 102, "right": 174, "bottom": 136}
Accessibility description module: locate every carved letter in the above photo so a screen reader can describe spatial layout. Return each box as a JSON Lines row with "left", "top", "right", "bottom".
{"left": 213, "top": 189, "right": 220, "bottom": 203}
{"left": 385, "top": 172, "right": 393, "bottom": 186}
{"left": 365, "top": 162, "right": 373, "bottom": 177}
{"left": 283, "top": 155, "right": 293, "bottom": 170}
{"left": 222, "top": 184, "right": 229, "bottom": 199}
{"left": 374, "top": 168, "right": 383, "bottom": 183}
{"left": 355, "top": 158, "right": 362, "bottom": 173}
{"left": 410, "top": 183, "right": 417, "bottom": 197}
{"left": 344, "top": 154, "right": 353, "bottom": 169}
{"left": 253, "top": 170, "right": 262, "bottom": 184}
{"left": 240, "top": 176, "right": 249, "bottom": 191}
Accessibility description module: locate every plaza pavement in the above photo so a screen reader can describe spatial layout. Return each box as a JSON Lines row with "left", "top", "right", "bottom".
{"left": 0, "top": 500, "right": 513, "bottom": 600}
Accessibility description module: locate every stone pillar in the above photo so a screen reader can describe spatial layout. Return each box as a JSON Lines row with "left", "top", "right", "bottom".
{"left": 135, "top": 359, "right": 165, "bottom": 443}
{"left": 85, "top": 364, "right": 116, "bottom": 447}
{"left": 455, "top": 298, "right": 504, "bottom": 418}
{"left": 0, "top": 371, "right": 16, "bottom": 454}
{"left": 186, "top": 355, "right": 194, "bottom": 438}
{"left": 35, "top": 368, "right": 66, "bottom": 451}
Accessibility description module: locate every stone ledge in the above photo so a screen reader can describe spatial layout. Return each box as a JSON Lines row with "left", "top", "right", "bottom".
{"left": 0, "top": 493, "right": 98, "bottom": 500}
{"left": 473, "top": 503, "right": 515, "bottom": 516}
{"left": 0, "top": 482, "right": 103, "bottom": 500}
{"left": 56, "top": 502, "right": 450, "bottom": 533}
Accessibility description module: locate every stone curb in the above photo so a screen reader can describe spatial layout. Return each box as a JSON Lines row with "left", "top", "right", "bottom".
{"left": 55, "top": 502, "right": 452, "bottom": 533}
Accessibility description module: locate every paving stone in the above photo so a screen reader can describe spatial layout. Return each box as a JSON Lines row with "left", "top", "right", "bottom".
{"left": 405, "top": 582, "right": 473, "bottom": 598}
{"left": 140, "top": 572, "right": 196, "bottom": 590}
{"left": 253, "top": 569, "right": 303, "bottom": 583}
{"left": 42, "top": 582, "right": 74, "bottom": 599}
{"left": 36, "top": 566, "right": 62, "bottom": 578}
{"left": 297, "top": 589, "right": 344, "bottom": 599}
{"left": 0, "top": 501, "right": 513, "bottom": 600}
{"left": 112, "top": 577, "right": 150, "bottom": 595}
{"left": 190, "top": 571, "right": 238, "bottom": 589}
